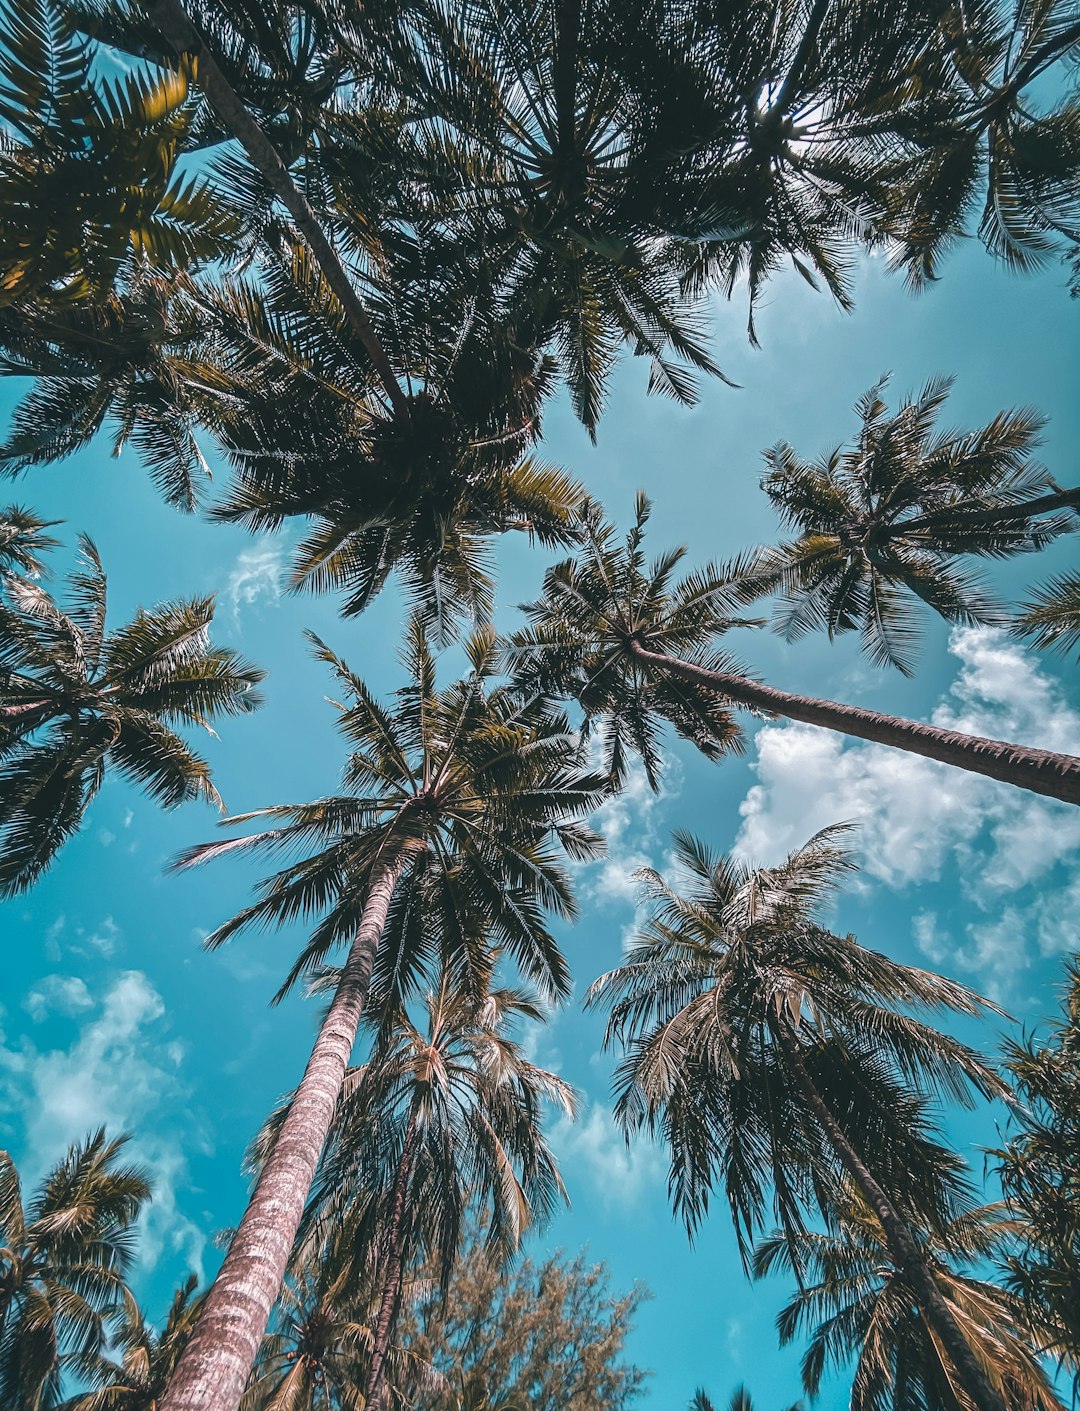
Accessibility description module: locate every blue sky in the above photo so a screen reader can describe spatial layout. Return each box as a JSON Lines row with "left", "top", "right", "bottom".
{"left": 1, "top": 236, "right": 1078, "bottom": 1410}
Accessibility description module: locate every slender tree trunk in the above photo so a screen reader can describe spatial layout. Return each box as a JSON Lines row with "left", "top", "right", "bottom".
{"left": 626, "top": 640, "right": 1080, "bottom": 806}
{"left": 776, "top": 1029, "right": 1009, "bottom": 1411}
{"left": 160, "top": 851, "right": 409, "bottom": 1411}
{"left": 145, "top": 0, "right": 411, "bottom": 421}
{"left": 891, "top": 486, "right": 1080, "bottom": 536}
{"left": 364, "top": 1104, "right": 420, "bottom": 1411}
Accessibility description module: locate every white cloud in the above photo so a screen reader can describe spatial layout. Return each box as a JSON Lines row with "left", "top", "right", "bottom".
{"left": 552, "top": 1101, "right": 665, "bottom": 1209}
{"left": 734, "top": 628, "right": 1080, "bottom": 894}
{"left": 225, "top": 537, "right": 286, "bottom": 622}
{"left": 590, "top": 765, "right": 664, "bottom": 905}
{"left": 23, "top": 975, "right": 94, "bottom": 1023}
{"left": 0, "top": 972, "right": 206, "bottom": 1279}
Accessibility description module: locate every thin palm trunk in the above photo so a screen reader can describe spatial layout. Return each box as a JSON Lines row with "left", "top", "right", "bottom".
{"left": 626, "top": 640, "right": 1080, "bottom": 805}
{"left": 364, "top": 1103, "right": 420, "bottom": 1411}
{"left": 160, "top": 851, "right": 409, "bottom": 1411}
{"left": 889, "top": 486, "right": 1080, "bottom": 537}
{"left": 774, "top": 1026, "right": 1008, "bottom": 1411}
{"left": 145, "top": 0, "right": 411, "bottom": 421}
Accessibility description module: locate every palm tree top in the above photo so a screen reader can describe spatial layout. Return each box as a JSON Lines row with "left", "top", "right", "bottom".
{"left": 760, "top": 375, "right": 1077, "bottom": 672}
{"left": 587, "top": 823, "right": 1007, "bottom": 1245}
{"left": 174, "top": 620, "right": 608, "bottom": 1005}
{"left": 507, "top": 491, "right": 770, "bottom": 788}
{"left": 0, "top": 537, "right": 264, "bottom": 894}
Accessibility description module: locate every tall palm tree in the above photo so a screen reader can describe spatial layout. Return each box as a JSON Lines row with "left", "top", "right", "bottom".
{"left": 269, "top": 963, "right": 576, "bottom": 1411}
{"left": 755, "top": 1198, "right": 1065, "bottom": 1411}
{"left": 1011, "top": 571, "right": 1080, "bottom": 660}
{"left": 507, "top": 493, "right": 1080, "bottom": 804}
{"left": 0, "top": 537, "right": 264, "bottom": 894}
{"left": 62, "top": 1277, "right": 204, "bottom": 1411}
{"left": 0, "top": 1130, "right": 151, "bottom": 1411}
{"left": 0, "top": 506, "right": 60, "bottom": 578}
{"left": 160, "top": 622, "right": 606, "bottom": 1411}
{"left": 587, "top": 824, "right": 1011, "bottom": 1411}
{"left": 760, "top": 377, "right": 1079, "bottom": 673}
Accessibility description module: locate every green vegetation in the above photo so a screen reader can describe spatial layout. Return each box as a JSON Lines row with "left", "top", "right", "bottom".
{"left": 0, "top": 0, "right": 1078, "bottom": 1407}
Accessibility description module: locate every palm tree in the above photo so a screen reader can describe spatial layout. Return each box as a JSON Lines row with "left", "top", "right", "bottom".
{"left": 0, "top": 1130, "right": 151, "bottom": 1411}
{"left": 755, "top": 1198, "right": 1065, "bottom": 1411}
{"left": 270, "top": 962, "right": 575, "bottom": 1411}
{"left": 507, "top": 493, "right": 1080, "bottom": 804}
{"left": 160, "top": 622, "right": 606, "bottom": 1411}
{"left": 0, "top": 0, "right": 234, "bottom": 314}
{"left": 887, "top": 0, "right": 1080, "bottom": 285}
{"left": 587, "top": 824, "right": 1011, "bottom": 1411}
{"left": 203, "top": 244, "right": 587, "bottom": 640}
{"left": 0, "top": 536, "right": 264, "bottom": 894}
{"left": 0, "top": 506, "right": 59, "bottom": 578}
{"left": 1012, "top": 571, "right": 1080, "bottom": 660}
{"left": 759, "top": 377, "right": 1079, "bottom": 673}
{"left": 62, "top": 1277, "right": 204, "bottom": 1411}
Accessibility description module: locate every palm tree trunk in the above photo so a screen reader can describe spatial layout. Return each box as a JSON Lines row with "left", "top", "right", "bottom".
{"left": 160, "top": 850, "right": 409, "bottom": 1411}
{"left": 145, "top": 0, "right": 411, "bottom": 422}
{"left": 776, "top": 1029, "right": 1009, "bottom": 1411}
{"left": 364, "top": 1103, "right": 420, "bottom": 1411}
{"left": 626, "top": 640, "right": 1080, "bottom": 805}
{"left": 890, "top": 487, "right": 1080, "bottom": 536}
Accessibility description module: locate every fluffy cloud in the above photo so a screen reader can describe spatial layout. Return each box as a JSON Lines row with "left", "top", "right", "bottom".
{"left": 734, "top": 628, "right": 1080, "bottom": 893}
{"left": 23, "top": 975, "right": 93, "bottom": 1023}
{"left": 0, "top": 971, "right": 206, "bottom": 1279}
{"left": 552, "top": 1101, "right": 665, "bottom": 1209}
{"left": 225, "top": 537, "right": 286, "bottom": 622}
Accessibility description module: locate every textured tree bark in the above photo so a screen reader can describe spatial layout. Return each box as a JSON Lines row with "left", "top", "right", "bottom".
{"left": 160, "top": 851, "right": 409, "bottom": 1411}
{"left": 627, "top": 640, "right": 1080, "bottom": 806}
{"left": 364, "top": 1103, "right": 420, "bottom": 1411}
{"left": 890, "top": 486, "right": 1080, "bottom": 536}
{"left": 145, "top": 0, "right": 410, "bottom": 421}
{"left": 777, "top": 1029, "right": 1009, "bottom": 1411}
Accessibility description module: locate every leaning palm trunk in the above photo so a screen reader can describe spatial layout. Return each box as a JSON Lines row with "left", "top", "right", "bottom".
{"left": 161, "top": 852, "right": 409, "bottom": 1411}
{"left": 365, "top": 1104, "right": 420, "bottom": 1411}
{"left": 627, "top": 641, "right": 1080, "bottom": 805}
{"left": 146, "top": 0, "right": 410, "bottom": 420}
{"left": 775, "top": 1027, "right": 1008, "bottom": 1411}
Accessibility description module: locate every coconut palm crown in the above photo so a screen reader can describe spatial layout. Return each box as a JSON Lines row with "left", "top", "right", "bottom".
{"left": 587, "top": 824, "right": 1005, "bottom": 1251}
{"left": 761, "top": 376, "right": 1079, "bottom": 673}
{"left": 0, "top": 537, "right": 264, "bottom": 894}
{"left": 178, "top": 621, "right": 608, "bottom": 1006}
